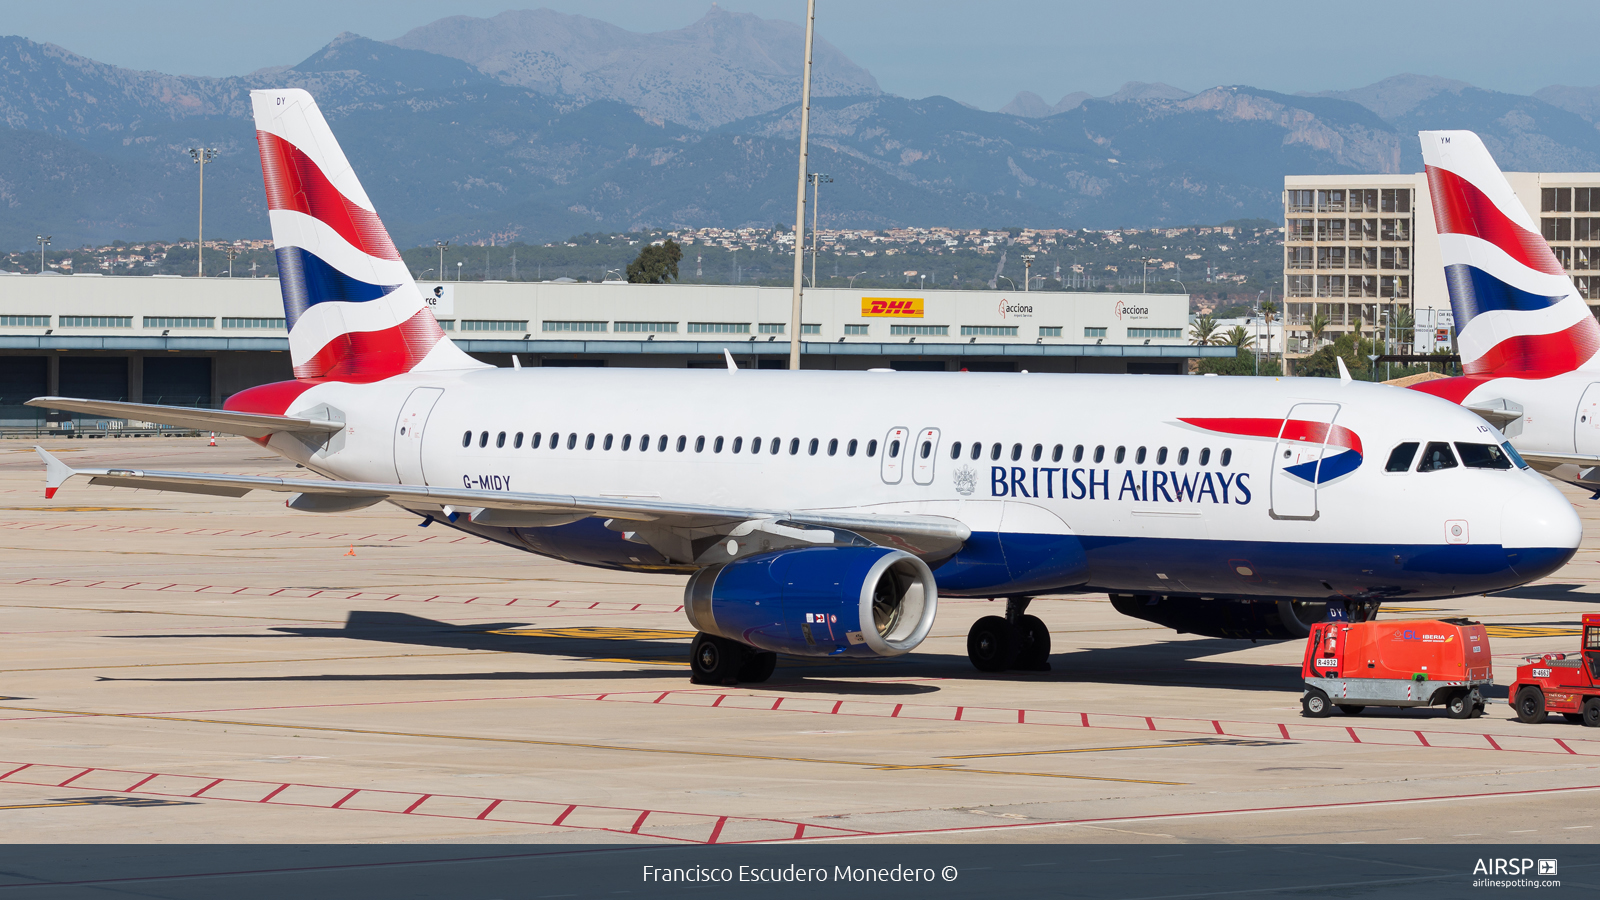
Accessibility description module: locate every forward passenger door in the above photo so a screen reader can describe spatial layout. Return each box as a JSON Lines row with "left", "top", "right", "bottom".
{"left": 1270, "top": 402, "right": 1340, "bottom": 520}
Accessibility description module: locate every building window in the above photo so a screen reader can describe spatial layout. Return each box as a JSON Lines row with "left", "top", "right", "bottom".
{"left": 1316, "top": 275, "right": 1345, "bottom": 297}
{"left": 1543, "top": 187, "right": 1573, "bottom": 213}
{"left": 1349, "top": 247, "right": 1376, "bottom": 270}
{"left": 1287, "top": 190, "right": 1314, "bottom": 212}
{"left": 1084, "top": 327, "right": 1108, "bottom": 338}
{"left": 961, "top": 325, "right": 1018, "bottom": 336}
{"left": 1039, "top": 326, "right": 1062, "bottom": 337}
{"left": 542, "top": 320, "right": 606, "bottom": 332}
{"left": 1317, "top": 189, "right": 1345, "bottom": 212}
{"left": 436, "top": 320, "right": 455, "bottom": 330}
{"left": 1379, "top": 246, "right": 1411, "bottom": 270}
{"left": 889, "top": 324, "right": 948, "bottom": 335}
{"left": 59, "top": 316, "right": 131, "bottom": 327}
{"left": 1576, "top": 218, "right": 1598, "bottom": 241}
{"left": 801, "top": 323, "right": 821, "bottom": 335}
{"left": 1380, "top": 188, "right": 1411, "bottom": 213}
{"left": 1128, "top": 328, "right": 1181, "bottom": 339}
{"left": 1553, "top": 246, "right": 1573, "bottom": 269}
{"left": 1349, "top": 189, "right": 1376, "bottom": 213}
{"left": 462, "top": 320, "right": 529, "bottom": 331}
{"left": 143, "top": 317, "right": 214, "bottom": 329}
{"left": 1287, "top": 275, "right": 1314, "bottom": 297}
{"left": 1286, "top": 247, "right": 1313, "bottom": 269}
{"left": 844, "top": 324, "right": 870, "bottom": 335}
{"left": 1380, "top": 275, "right": 1411, "bottom": 298}
{"left": 1379, "top": 219, "right": 1410, "bottom": 241}
{"left": 615, "top": 321, "right": 678, "bottom": 333}
{"left": 1286, "top": 218, "right": 1314, "bottom": 241}
{"left": 687, "top": 322, "right": 749, "bottom": 334}
{"left": 1317, "top": 247, "right": 1345, "bottom": 269}
{"left": 1353, "top": 275, "right": 1378, "bottom": 297}
{"left": 0, "top": 315, "right": 49, "bottom": 327}
{"left": 1316, "top": 219, "right": 1345, "bottom": 241}
{"left": 758, "top": 323, "right": 786, "bottom": 334}
{"left": 1353, "top": 218, "right": 1377, "bottom": 241}
{"left": 1577, "top": 247, "right": 1595, "bottom": 271}
{"left": 1543, "top": 218, "right": 1573, "bottom": 242}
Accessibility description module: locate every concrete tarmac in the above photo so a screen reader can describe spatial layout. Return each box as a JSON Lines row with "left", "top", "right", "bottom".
{"left": 1, "top": 437, "right": 1598, "bottom": 846}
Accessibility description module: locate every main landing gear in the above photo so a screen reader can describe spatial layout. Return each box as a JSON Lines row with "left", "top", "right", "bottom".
{"left": 689, "top": 633, "right": 777, "bottom": 685}
{"left": 967, "top": 597, "right": 1051, "bottom": 673}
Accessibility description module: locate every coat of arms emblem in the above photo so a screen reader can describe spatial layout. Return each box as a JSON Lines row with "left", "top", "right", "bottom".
{"left": 952, "top": 465, "right": 977, "bottom": 496}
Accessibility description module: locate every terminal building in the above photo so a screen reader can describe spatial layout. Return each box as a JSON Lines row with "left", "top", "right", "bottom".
{"left": 1281, "top": 170, "right": 1600, "bottom": 365}
{"left": 0, "top": 276, "right": 1219, "bottom": 424}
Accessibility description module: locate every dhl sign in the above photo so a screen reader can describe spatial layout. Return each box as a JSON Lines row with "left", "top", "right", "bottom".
{"left": 862, "top": 297, "right": 924, "bottom": 318}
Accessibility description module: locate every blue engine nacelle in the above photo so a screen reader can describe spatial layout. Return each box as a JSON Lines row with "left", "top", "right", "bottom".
{"left": 683, "top": 546, "right": 938, "bottom": 658}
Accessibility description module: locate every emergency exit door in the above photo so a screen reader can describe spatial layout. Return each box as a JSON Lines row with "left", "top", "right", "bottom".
{"left": 1575, "top": 383, "right": 1600, "bottom": 455}
{"left": 393, "top": 387, "right": 444, "bottom": 484}
{"left": 1270, "top": 402, "right": 1340, "bottom": 520}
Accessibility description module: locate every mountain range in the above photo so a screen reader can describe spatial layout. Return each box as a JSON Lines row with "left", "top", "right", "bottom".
{"left": 2, "top": 6, "right": 1599, "bottom": 251}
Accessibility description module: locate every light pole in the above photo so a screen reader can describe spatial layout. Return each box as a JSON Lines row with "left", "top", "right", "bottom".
{"left": 847, "top": 270, "right": 867, "bottom": 288}
{"left": 223, "top": 247, "right": 240, "bottom": 278}
{"left": 787, "top": 0, "right": 818, "bottom": 370}
{"left": 36, "top": 234, "right": 50, "bottom": 274}
{"left": 808, "top": 172, "right": 831, "bottom": 289}
{"left": 455, "top": 260, "right": 463, "bottom": 282}
{"left": 1020, "top": 253, "right": 1035, "bottom": 292}
{"left": 435, "top": 240, "right": 450, "bottom": 282}
{"left": 997, "top": 275, "right": 1017, "bottom": 290}
{"left": 187, "top": 147, "right": 218, "bottom": 276}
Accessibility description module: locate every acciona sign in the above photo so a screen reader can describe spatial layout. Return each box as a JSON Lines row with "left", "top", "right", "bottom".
{"left": 1114, "top": 299, "right": 1150, "bottom": 320}
{"left": 997, "top": 298, "right": 1033, "bottom": 319}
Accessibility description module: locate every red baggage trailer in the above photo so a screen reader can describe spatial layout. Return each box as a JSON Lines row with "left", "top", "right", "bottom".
{"left": 1509, "top": 613, "right": 1600, "bottom": 726}
{"left": 1300, "top": 618, "right": 1493, "bottom": 718}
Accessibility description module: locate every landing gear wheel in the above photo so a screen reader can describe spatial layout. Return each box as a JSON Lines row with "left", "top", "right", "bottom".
{"left": 689, "top": 633, "right": 742, "bottom": 685}
{"left": 1302, "top": 688, "right": 1332, "bottom": 718}
{"left": 736, "top": 650, "right": 777, "bottom": 684}
{"left": 1445, "top": 689, "right": 1473, "bottom": 719}
{"left": 1514, "top": 686, "right": 1547, "bottom": 724}
{"left": 1583, "top": 697, "right": 1600, "bottom": 728}
{"left": 1563, "top": 713, "right": 1585, "bottom": 724}
{"left": 967, "top": 616, "right": 1020, "bottom": 672}
{"left": 1014, "top": 615, "right": 1051, "bottom": 671}
{"left": 1336, "top": 705, "right": 1365, "bottom": 716}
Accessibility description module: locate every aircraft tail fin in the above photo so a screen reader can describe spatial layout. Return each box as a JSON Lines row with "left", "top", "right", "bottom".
{"left": 249, "top": 89, "right": 484, "bottom": 382}
{"left": 1420, "top": 130, "right": 1600, "bottom": 379}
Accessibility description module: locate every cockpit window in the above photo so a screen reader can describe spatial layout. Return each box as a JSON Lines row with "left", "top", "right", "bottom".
{"left": 1456, "top": 442, "right": 1513, "bottom": 470}
{"left": 1416, "top": 441, "right": 1458, "bottom": 472}
{"left": 1501, "top": 441, "right": 1530, "bottom": 469}
{"left": 1385, "top": 442, "right": 1419, "bottom": 472}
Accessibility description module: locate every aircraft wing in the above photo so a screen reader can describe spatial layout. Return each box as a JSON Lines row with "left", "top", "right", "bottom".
{"left": 1518, "top": 451, "right": 1600, "bottom": 471}
{"left": 25, "top": 396, "right": 343, "bottom": 440}
{"left": 34, "top": 448, "right": 969, "bottom": 564}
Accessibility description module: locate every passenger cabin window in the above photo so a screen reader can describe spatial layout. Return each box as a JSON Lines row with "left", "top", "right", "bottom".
{"left": 496, "top": 431, "right": 506, "bottom": 448}
{"left": 659, "top": 435, "right": 669, "bottom": 452}
{"left": 1135, "top": 447, "right": 1146, "bottom": 464}
{"left": 695, "top": 436, "right": 706, "bottom": 452}
{"left": 1093, "top": 445, "right": 1104, "bottom": 463}
{"left": 567, "top": 433, "right": 578, "bottom": 450}
{"left": 919, "top": 439, "right": 930, "bottom": 459}
{"left": 791, "top": 438, "right": 802, "bottom": 455}
{"left": 1052, "top": 444, "right": 1063, "bottom": 462}
{"left": 1157, "top": 447, "right": 1168, "bottom": 465}
{"left": 1456, "top": 442, "right": 1513, "bottom": 470}
{"left": 1073, "top": 445, "right": 1084, "bottom": 463}
{"left": 603, "top": 434, "right": 613, "bottom": 450}
{"left": 639, "top": 434, "right": 650, "bottom": 451}
{"left": 751, "top": 437, "right": 763, "bottom": 453}
{"left": 1385, "top": 442, "right": 1419, "bottom": 472}
{"left": 732, "top": 437, "right": 743, "bottom": 453}
{"left": 514, "top": 432, "right": 523, "bottom": 449}
{"left": 811, "top": 439, "right": 822, "bottom": 456}
{"left": 848, "top": 439, "right": 858, "bottom": 457}
{"left": 1114, "top": 446, "right": 1125, "bottom": 464}
{"left": 1199, "top": 448, "right": 1210, "bottom": 466}
{"left": 1031, "top": 443, "right": 1043, "bottom": 462}
{"left": 868, "top": 440, "right": 878, "bottom": 457}
{"left": 479, "top": 431, "right": 489, "bottom": 448}
{"left": 1011, "top": 443, "right": 1022, "bottom": 461}
{"left": 828, "top": 439, "right": 839, "bottom": 456}
{"left": 886, "top": 439, "right": 899, "bottom": 458}
{"left": 1177, "top": 447, "right": 1189, "bottom": 465}
{"left": 1220, "top": 448, "right": 1231, "bottom": 466}
{"left": 1417, "top": 441, "right": 1458, "bottom": 472}
{"left": 714, "top": 437, "right": 724, "bottom": 453}
{"left": 622, "top": 434, "right": 632, "bottom": 451}
{"left": 584, "top": 433, "right": 595, "bottom": 450}
{"left": 970, "top": 442, "right": 982, "bottom": 460}
{"left": 676, "top": 436, "right": 686, "bottom": 452}
{"left": 532, "top": 432, "right": 543, "bottom": 449}
{"left": 462, "top": 430, "right": 471, "bottom": 448}
{"left": 769, "top": 438, "right": 779, "bottom": 455}
{"left": 550, "top": 432, "right": 561, "bottom": 450}
{"left": 990, "top": 442, "right": 1002, "bottom": 461}
{"left": 950, "top": 441, "right": 963, "bottom": 459}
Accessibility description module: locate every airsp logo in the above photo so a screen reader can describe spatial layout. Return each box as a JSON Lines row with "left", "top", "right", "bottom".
{"left": 952, "top": 465, "right": 977, "bottom": 496}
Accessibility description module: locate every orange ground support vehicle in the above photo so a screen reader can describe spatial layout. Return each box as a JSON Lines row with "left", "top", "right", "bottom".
{"left": 1509, "top": 613, "right": 1600, "bottom": 727}
{"left": 1300, "top": 618, "right": 1493, "bottom": 718}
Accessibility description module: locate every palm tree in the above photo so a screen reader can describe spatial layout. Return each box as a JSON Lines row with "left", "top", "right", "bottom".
{"left": 1223, "top": 325, "right": 1255, "bottom": 349}
{"left": 1393, "top": 306, "right": 1416, "bottom": 355}
{"left": 1310, "top": 312, "right": 1330, "bottom": 349}
{"left": 1259, "top": 298, "right": 1278, "bottom": 356}
{"left": 1189, "top": 313, "right": 1221, "bottom": 345}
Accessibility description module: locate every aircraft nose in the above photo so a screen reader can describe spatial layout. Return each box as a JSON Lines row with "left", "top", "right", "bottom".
{"left": 1500, "top": 478, "right": 1582, "bottom": 580}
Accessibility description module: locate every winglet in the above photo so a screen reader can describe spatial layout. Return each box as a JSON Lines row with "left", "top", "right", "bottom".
{"left": 35, "top": 446, "right": 76, "bottom": 499}
{"left": 723, "top": 349, "right": 738, "bottom": 372}
{"left": 1336, "top": 357, "right": 1352, "bottom": 384}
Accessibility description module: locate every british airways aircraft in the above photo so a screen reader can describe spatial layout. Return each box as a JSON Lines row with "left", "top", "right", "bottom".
{"left": 1413, "top": 130, "right": 1600, "bottom": 494}
{"left": 28, "top": 92, "right": 1581, "bottom": 683}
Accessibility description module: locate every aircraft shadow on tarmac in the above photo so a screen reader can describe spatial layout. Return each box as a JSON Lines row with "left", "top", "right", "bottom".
{"left": 1489, "top": 582, "right": 1600, "bottom": 603}
{"left": 101, "top": 610, "right": 1315, "bottom": 695}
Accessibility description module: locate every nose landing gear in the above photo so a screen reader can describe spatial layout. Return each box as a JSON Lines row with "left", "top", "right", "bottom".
{"left": 966, "top": 597, "right": 1050, "bottom": 673}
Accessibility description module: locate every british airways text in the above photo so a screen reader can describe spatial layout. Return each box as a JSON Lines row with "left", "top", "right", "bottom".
{"left": 989, "top": 466, "right": 1251, "bottom": 504}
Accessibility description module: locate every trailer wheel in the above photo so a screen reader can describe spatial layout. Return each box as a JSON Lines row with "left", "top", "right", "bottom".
{"left": 1301, "top": 688, "right": 1332, "bottom": 718}
{"left": 1583, "top": 697, "right": 1600, "bottom": 728}
{"left": 1514, "top": 686, "right": 1547, "bottom": 724}
{"left": 1336, "top": 705, "right": 1365, "bottom": 716}
{"left": 1445, "top": 690, "right": 1473, "bottom": 719}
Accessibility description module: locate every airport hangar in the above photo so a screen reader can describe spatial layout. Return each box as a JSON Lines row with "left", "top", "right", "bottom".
{"left": 0, "top": 276, "right": 1223, "bottom": 423}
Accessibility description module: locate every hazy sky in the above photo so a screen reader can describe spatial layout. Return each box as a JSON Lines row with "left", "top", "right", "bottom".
{"left": 14, "top": 1, "right": 1600, "bottom": 109}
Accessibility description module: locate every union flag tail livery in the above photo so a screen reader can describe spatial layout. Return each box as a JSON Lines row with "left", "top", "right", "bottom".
{"left": 252, "top": 89, "right": 482, "bottom": 382}
{"left": 1420, "top": 130, "right": 1600, "bottom": 380}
